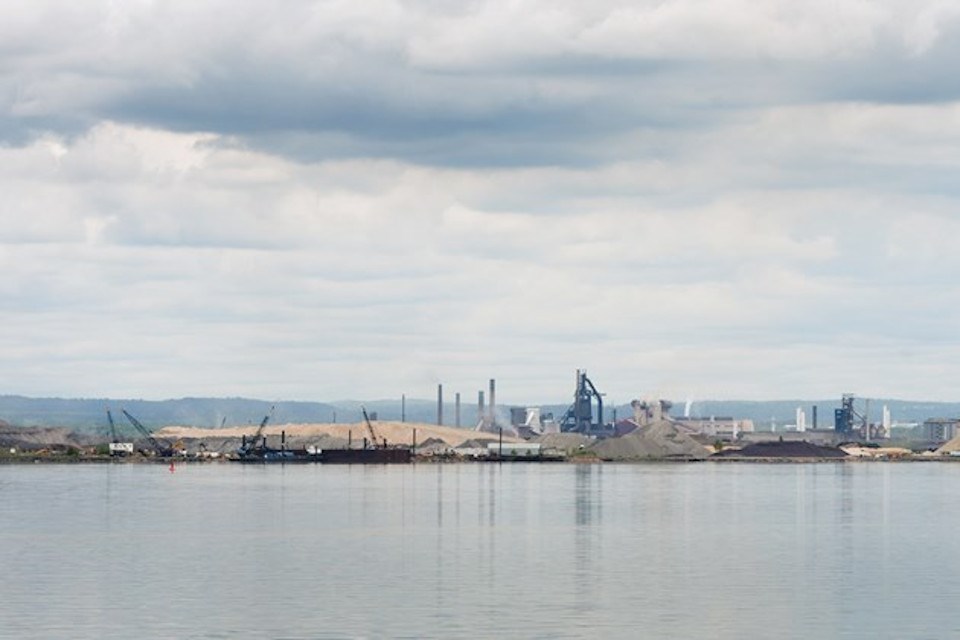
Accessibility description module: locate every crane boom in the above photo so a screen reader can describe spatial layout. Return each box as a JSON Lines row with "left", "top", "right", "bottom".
{"left": 239, "top": 405, "right": 274, "bottom": 456}
{"left": 361, "top": 406, "right": 382, "bottom": 449}
{"left": 121, "top": 409, "right": 173, "bottom": 457}
{"left": 106, "top": 408, "right": 118, "bottom": 443}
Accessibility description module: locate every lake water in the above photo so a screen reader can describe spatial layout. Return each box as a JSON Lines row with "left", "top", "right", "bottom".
{"left": 1, "top": 462, "right": 959, "bottom": 639}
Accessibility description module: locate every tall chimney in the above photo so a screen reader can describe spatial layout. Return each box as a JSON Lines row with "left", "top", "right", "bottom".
{"left": 437, "top": 384, "right": 443, "bottom": 426}
{"left": 478, "top": 390, "right": 485, "bottom": 427}
{"left": 489, "top": 378, "right": 496, "bottom": 428}
{"left": 455, "top": 392, "right": 461, "bottom": 428}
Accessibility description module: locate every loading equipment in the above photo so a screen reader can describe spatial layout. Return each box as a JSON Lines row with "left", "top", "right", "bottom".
{"left": 238, "top": 406, "right": 275, "bottom": 457}
{"left": 362, "top": 406, "right": 385, "bottom": 449}
{"left": 107, "top": 408, "right": 118, "bottom": 443}
{"left": 105, "top": 408, "right": 134, "bottom": 456}
{"left": 121, "top": 409, "right": 176, "bottom": 457}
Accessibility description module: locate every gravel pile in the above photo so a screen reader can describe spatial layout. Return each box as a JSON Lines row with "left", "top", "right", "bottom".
{"left": 0, "top": 427, "right": 85, "bottom": 449}
{"left": 533, "top": 433, "right": 595, "bottom": 453}
{"left": 414, "top": 437, "right": 454, "bottom": 455}
{"left": 456, "top": 438, "right": 500, "bottom": 449}
{"left": 713, "top": 441, "right": 847, "bottom": 459}
{"left": 590, "top": 420, "right": 709, "bottom": 461}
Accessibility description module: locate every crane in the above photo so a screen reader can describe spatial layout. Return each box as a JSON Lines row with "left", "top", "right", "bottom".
{"left": 361, "top": 406, "right": 383, "bottom": 449}
{"left": 238, "top": 405, "right": 274, "bottom": 457}
{"left": 121, "top": 409, "right": 174, "bottom": 457}
{"left": 105, "top": 408, "right": 133, "bottom": 456}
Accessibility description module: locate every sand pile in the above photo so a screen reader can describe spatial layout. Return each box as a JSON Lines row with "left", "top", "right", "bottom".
{"left": 842, "top": 445, "right": 913, "bottom": 458}
{"left": 157, "top": 421, "right": 520, "bottom": 448}
{"left": 713, "top": 441, "right": 847, "bottom": 459}
{"left": 590, "top": 420, "right": 709, "bottom": 461}
{"left": 936, "top": 434, "right": 960, "bottom": 455}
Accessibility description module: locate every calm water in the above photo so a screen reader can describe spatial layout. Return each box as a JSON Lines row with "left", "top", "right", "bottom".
{"left": 2, "top": 462, "right": 960, "bottom": 639}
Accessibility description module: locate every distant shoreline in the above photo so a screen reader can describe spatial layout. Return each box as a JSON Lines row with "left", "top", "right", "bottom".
{"left": 4, "top": 456, "right": 960, "bottom": 466}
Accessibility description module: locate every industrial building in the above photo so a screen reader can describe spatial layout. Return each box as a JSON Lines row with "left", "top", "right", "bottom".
{"left": 921, "top": 418, "right": 960, "bottom": 444}
{"left": 673, "top": 416, "right": 755, "bottom": 438}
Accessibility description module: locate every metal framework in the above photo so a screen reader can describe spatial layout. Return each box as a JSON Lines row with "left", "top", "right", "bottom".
{"left": 560, "top": 370, "right": 604, "bottom": 433}
{"left": 239, "top": 406, "right": 274, "bottom": 456}
{"left": 834, "top": 394, "right": 865, "bottom": 437}
{"left": 121, "top": 409, "right": 174, "bottom": 457}
{"left": 362, "top": 406, "right": 384, "bottom": 449}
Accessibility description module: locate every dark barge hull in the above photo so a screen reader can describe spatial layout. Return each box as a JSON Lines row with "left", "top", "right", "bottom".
{"left": 234, "top": 448, "right": 412, "bottom": 464}
{"left": 319, "top": 448, "right": 412, "bottom": 464}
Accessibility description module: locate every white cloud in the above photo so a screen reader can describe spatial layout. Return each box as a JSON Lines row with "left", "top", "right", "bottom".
{"left": 903, "top": 0, "right": 960, "bottom": 55}
{"left": 3, "top": 2, "right": 960, "bottom": 402}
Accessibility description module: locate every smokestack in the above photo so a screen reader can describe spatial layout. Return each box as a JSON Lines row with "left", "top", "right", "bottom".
{"left": 402, "top": 394, "right": 406, "bottom": 423}
{"left": 864, "top": 398, "right": 870, "bottom": 442}
{"left": 455, "top": 392, "right": 461, "bottom": 427}
{"left": 478, "top": 390, "right": 485, "bottom": 426}
{"left": 437, "top": 384, "right": 443, "bottom": 426}
{"left": 812, "top": 405, "right": 818, "bottom": 430}
{"left": 489, "top": 379, "right": 497, "bottom": 428}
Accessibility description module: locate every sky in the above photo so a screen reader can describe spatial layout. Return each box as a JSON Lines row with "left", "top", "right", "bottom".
{"left": 3, "top": 0, "right": 960, "bottom": 404}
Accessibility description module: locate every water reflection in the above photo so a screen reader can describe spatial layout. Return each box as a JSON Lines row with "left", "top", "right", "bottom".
{"left": 436, "top": 462, "right": 443, "bottom": 528}
{"left": 574, "top": 463, "right": 602, "bottom": 527}
{"left": 573, "top": 463, "right": 603, "bottom": 614}
{"left": 4, "top": 464, "right": 960, "bottom": 639}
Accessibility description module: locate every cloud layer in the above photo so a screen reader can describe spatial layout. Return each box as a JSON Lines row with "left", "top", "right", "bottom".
{"left": 3, "top": 1, "right": 960, "bottom": 403}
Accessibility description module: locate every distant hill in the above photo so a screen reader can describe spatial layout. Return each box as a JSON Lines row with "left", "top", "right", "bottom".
{"left": 1, "top": 395, "right": 957, "bottom": 435}
{"left": 0, "top": 396, "right": 337, "bottom": 434}
{"left": 679, "top": 399, "right": 960, "bottom": 429}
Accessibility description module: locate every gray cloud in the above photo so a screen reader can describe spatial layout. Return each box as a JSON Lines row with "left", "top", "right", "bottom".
{"left": 3, "top": 1, "right": 960, "bottom": 403}
{"left": 6, "top": 1, "right": 960, "bottom": 166}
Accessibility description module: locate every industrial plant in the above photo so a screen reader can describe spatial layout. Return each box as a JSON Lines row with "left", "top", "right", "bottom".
{"left": 4, "top": 372, "right": 960, "bottom": 463}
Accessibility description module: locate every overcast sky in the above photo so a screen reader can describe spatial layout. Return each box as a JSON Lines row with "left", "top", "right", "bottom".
{"left": 3, "top": 0, "right": 960, "bottom": 404}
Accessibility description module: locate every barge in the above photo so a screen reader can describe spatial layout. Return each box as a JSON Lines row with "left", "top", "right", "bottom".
{"left": 234, "top": 446, "right": 412, "bottom": 464}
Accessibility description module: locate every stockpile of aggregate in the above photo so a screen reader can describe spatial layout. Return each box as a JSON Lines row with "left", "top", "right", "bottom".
{"left": 935, "top": 435, "right": 960, "bottom": 455}
{"left": 416, "top": 436, "right": 449, "bottom": 449}
{"left": 0, "top": 426, "right": 84, "bottom": 449}
{"left": 175, "top": 433, "right": 351, "bottom": 455}
{"left": 266, "top": 433, "right": 349, "bottom": 451}
{"left": 415, "top": 437, "right": 454, "bottom": 455}
{"left": 589, "top": 420, "right": 709, "bottom": 461}
{"left": 533, "top": 433, "right": 595, "bottom": 453}
{"left": 159, "top": 421, "right": 520, "bottom": 448}
{"left": 713, "top": 441, "right": 847, "bottom": 459}
{"left": 281, "top": 433, "right": 350, "bottom": 451}
{"left": 456, "top": 438, "right": 499, "bottom": 450}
